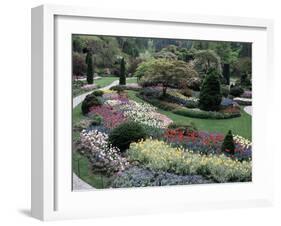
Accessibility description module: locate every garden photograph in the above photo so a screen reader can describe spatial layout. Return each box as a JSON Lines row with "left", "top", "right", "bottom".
{"left": 72, "top": 35, "right": 252, "bottom": 190}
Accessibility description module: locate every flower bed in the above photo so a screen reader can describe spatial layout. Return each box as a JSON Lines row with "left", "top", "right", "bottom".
{"left": 89, "top": 105, "right": 127, "bottom": 129}
{"left": 80, "top": 129, "right": 129, "bottom": 175}
{"left": 128, "top": 139, "right": 252, "bottom": 182}
{"left": 164, "top": 129, "right": 252, "bottom": 160}
{"left": 112, "top": 166, "right": 211, "bottom": 188}
{"left": 104, "top": 96, "right": 172, "bottom": 129}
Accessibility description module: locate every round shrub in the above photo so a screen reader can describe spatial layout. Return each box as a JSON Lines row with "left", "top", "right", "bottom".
{"left": 108, "top": 121, "right": 147, "bottom": 152}
{"left": 199, "top": 70, "right": 222, "bottom": 111}
{"left": 91, "top": 90, "right": 104, "bottom": 96}
{"left": 81, "top": 93, "right": 102, "bottom": 115}
{"left": 230, "top": 86, "right": 244, "bottom": 97}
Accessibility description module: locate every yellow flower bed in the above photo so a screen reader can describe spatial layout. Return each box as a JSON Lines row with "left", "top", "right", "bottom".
{"left": 128, "top": 139, "right": 251, "bottom": 183}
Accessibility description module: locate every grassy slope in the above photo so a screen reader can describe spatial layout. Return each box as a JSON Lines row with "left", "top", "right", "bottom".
{"left": 95, "top": 76, "right": 118, "bottom": 87}
{"left": 126, "top": 90, "right": 252, "bottom": 140}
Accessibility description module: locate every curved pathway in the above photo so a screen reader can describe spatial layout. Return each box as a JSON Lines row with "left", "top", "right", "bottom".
{"left": 73, "top": 79, "right": 119, "bottom": 108}
{"left": 244, "top": 106, "right": 252, "bottom": 116}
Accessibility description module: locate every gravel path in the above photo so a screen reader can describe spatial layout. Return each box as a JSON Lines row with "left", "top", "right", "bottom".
{"left": 244, "top": 106, "right": 252, "bottom": 116}
{"left": 72, "top": 173, "right": 94, "bottom": 191}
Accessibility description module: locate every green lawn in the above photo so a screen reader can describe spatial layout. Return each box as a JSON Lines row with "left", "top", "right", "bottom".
{"left": 73, "top": 151, "right": 112, "bottom": 189}
{"left": 126, "top": 77, "right": 138, "bottom": 84}
{"left": 73, "top": 76, "right": 119, "bottom": 97}
{"left": 126, "top": 90, "right": 252, "bottom": 140}
{"left": 95, "top": 76, "right": 118, "bottom": 87}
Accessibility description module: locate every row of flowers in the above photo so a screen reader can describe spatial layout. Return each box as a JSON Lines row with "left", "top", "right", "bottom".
{"left": 164, "top": 129, "right": 252, "bottom": 160}
{"left": 91, "top": 93, "right": 173, "bottom": 129}
{"left": 128, "top": 139, "right": 252, "bottom": 183}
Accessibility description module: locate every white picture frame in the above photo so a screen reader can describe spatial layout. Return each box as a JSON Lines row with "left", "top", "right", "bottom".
{"left": 31, "top": 4, "right": 274, "bottom": 221}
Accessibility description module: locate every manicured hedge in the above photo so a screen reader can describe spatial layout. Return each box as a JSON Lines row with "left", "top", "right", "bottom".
{"left": 172, "top": 107, "right": 241, "bottom": 119}
{"left": 136, "top": 93, "right": 180, "bottom": 111}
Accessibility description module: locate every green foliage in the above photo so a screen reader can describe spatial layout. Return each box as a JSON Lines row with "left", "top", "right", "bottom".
{"left": 91, "top": 90, "right": 104, "bottom": 96}
{"left": 180, "top": 87, "right": 193, "bottom": 97}
{"left": 209, "top": 42, "right": 240, "bottom": 65}
{"left": 221, "top": 85, "right": 230, "bottom": 98}
{"left": 136, "top": 59, "right": 199, "bottom": 95}
{"left": 233, "top": 57, "right": 252, "bottom": 77}
{"left": 137, "top": 93, "right": 180, "bottom": 111}
{"left": 172, "top": 107, "right": 240, "bottom": 119}
{"left": 119, "top": 58, "right": 126, "bottom": 85}
{"left": 221, "top": 130, "right": 235, "bottom": 155}
{"left": 72, "top": 52, "right": 87, "bottom": 76}
{"left": 108, "top": 121, "right": 147, "bottom": 152}
{"left": 81, "top": 93, "right": 102, "bottom": 115}
{"left": 110, "top": 85, "right": 126, "bottom": 93}
{"left": 194, "top": 49, "right": 222, "bottom": 75}
{"left": 85, "top": 52, "right": 94, "bottom": 84}
{"left": 199, "top": 70, "right": 222, "bottom": 111}
{"left": 230, "top": 86, "right": 244, "bottom": 97}
{"left": 90, "top": 114, "right": 103, "bottom": 126}
{"left": 222, "top": 63, "right": 230, "bottom": 85}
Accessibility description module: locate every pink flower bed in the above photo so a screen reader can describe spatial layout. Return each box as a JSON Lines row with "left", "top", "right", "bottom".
{"left": 89, "top": 105, "right": 127, "bottom": 129}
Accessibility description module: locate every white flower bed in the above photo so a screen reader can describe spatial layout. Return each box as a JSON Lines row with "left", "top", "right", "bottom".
{"left": 105, "top": 99, "right": 172, "bottom": 128}
{"left": 80, "top": 129, "right": 129, "bottom": 174}
{"left": 233, "top": 135, "right": 252, "bottom": 149}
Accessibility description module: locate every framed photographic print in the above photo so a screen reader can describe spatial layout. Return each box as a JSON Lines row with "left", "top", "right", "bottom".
{"left": 31, "top": 4, "right": 274, "bottom": 221}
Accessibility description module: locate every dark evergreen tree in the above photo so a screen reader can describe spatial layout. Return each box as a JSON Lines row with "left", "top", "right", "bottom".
{"left": 221, "top": 130, "right": 235, "bottom": 155}
{"left": 119, "top": 57, "right": 126, "bottom": 85}
{"left": 199, "top": 69, "right": 222, "bottom": 111}
{"left": 223, "top": 63, "right": 230, "bottom": 85}
{"left": 85, "top": 51, "right": 94, "bottom": 84}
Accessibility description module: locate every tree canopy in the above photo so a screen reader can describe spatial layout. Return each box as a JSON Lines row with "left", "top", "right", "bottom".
{"left": 136, "top": 59, "right": 199, "bottom": 95}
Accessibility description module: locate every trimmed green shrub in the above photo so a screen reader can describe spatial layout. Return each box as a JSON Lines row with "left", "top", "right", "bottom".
{"left": 221, "top": 130, "right": 235, "bottom": 155}
{"left": 91, "top": 90, "right": 104, "bottom": 96}
{"left": 230, "top": 86, "right": 244, "bottom": 97}
{"left": 85, "top": 52, "right": 94, "bottom": 84}
{"left": 172, "top": 107, "right": 241, "bottom": 119}
{"left": 136, "top": 93, "right": 180, "bottom": 111}
{"left": 199, "top": 70, "right": 222, "bottom": 111}
{"left": 81, "top": 93, "right": 102, "bottom": 115}
{"left": 119, "top": 58, "right": 126, "bottom": 85}
{"left": 108, "top": 121, "right": 147, "bottom": 152}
